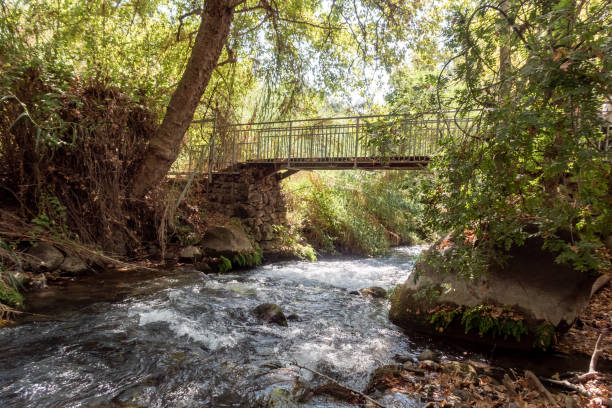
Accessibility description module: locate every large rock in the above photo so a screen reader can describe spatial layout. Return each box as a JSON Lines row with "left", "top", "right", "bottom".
{"left": 26, "top": 243, "right": 64, "bottom": 272}
{"left": 389, "top": 236, "right": 596, "bottom": 347}
{"left": 252, "top": 303, "right": 288, "bottom": 327}
{"left": 200, "top": 225, "right": 253, "bottom": 258}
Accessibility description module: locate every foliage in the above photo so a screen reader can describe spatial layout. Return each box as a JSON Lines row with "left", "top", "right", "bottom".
{"left": 272, "top": 225, "right": 317, "bottom": 262}
{"left": 218, "top": 256, "right": 233, "bottom": 273}
{"left": 284, "top": 171, "right": 432, "bottom": 256}
{"left": 232, "top": 245, "right": 263, "bottom": 269}
{"left": 534, "top": 323, "right": 556, "bottom": 350}
{"left": 0, "top": 61, "right": 158, "bottom": 253}
{"left": 420, "top": 0, "right": 612, "bottom": 276}
{"left": 428, "top": 304, "right": 529, "bottom": 342}
{"left": 0, "top": 239, "right": 23, "bottom": 309}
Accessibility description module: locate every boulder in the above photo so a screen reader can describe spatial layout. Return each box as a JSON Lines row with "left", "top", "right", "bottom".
{"left": 59, "top": 256, "right": 88, "bottom": 275}
{"left": 26, "top": 243, "right": 64, "bottom": 272}
{"left": 200, "top": 225, "right": 253, "bottom": 258}
{"left": 359, "top": 286, "right": 387, "bottom": 298}
{"left": 179, "top": 246, "right": 202, "bottom": 262}
{"left": 252, "top": 303, "right": 288, "bottom": 327}
{"left": 389, "top": 236, "right": 596, "bottom": 348}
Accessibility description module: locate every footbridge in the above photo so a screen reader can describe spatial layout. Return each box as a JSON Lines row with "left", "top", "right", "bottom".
{"left": 170, "top": 111, "right": 474, "bottom": 246}
{"left": 170, "top": 111, "right": 474, "bottom": 176}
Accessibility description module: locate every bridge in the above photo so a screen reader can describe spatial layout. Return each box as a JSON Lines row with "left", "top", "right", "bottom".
{"left": 170, "top": 111, "right": 475, "bottom": 177}
{"left": 169, "top": 111, "right": 475, "bottom": 245}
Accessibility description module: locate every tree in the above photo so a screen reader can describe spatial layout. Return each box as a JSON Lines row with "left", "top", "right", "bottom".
{"left": 426, "top": 0, "right": 611, "bottom": 275}
{"left": 129, "top": 0, "right": 236, "bottom": 198}
{"left": 129, "top": 0, "right": 424, "bottom": 198}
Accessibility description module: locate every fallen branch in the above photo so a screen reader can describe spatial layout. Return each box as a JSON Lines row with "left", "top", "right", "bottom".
{"left": 540, "top": 377, "right": 612, "bottom": 407}
{"left": 525, "top": 370, "right": 559, "bottom": 406}
{"left": 292, "top": 362, "right": 387, "bottom": 408}
{"left": 540, "top": 377, "right": 592, "bottom": 397}
{"left": 589, "top": 333, "right": 604, "bottom": 374}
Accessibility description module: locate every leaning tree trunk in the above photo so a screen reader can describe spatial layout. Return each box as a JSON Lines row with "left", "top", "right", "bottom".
{"left": 130, "top": 0, "right": 235, "bottom": 198}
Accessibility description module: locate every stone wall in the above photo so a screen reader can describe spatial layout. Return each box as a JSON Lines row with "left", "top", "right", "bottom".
{"left": 199, "top": 164, "right": 288, "bottom": 249}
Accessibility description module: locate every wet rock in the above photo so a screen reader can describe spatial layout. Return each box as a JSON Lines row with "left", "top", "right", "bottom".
{"left": 442, "top": 361, "right": 479, "bottom": 382}
{"left": 200, "top": 225, "right": 253, "bottom": 258}
{"left": 417, "top": 348, "right": 438, "bottom": 362}
{"left": 26, "top": 243, "right": 64, "bottom": 272}
{"left": 59, "top": 256, "right": 88, "bottom": 275}
{"left": 179, "top": 246, "right": 202, "bottom": 262}
{"left": 358, "top": 286, "right": 387, "bottom": 298}
{"left": 393, "top": 354, "right": 413, "bottom": 364}
{"left": 253, "top": 303, "right": 288, "bottom": 327}
{"left": 349, "top": 290, "right": 360, "bottom": 296}
{"left": 286, "top": 313, "right": 300, "bottom": 322}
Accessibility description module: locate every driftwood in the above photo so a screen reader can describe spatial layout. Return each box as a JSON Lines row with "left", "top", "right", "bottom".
{"left": 292, "top": 362, "right": 387, "bottom": 408}
{"left": 589, "top": 333, "right": 604, "bottom": 374}
{"left": 525, "top": 370, "right": 559, "bottom": 406}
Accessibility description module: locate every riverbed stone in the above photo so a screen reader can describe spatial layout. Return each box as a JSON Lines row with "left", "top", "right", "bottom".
{"left": 200, "top": 225, "right": 253, "bottom": 258}
{"left": 26, "top": 243, "right": 64, "bottom": 272}
{"left": 389, "top": 235, "right": 596, "bottom": 348}
{"left": 253, "top": 303, "right": 288, "bottom": 327}
{"left": 359, "top": 286, "right": 387, "bottom": 298}
{"left": 59, "top": 256, "right": 88, "bottom": 275}
{"left": 417, "top": 348, "right": 438, "bottom": 362}
{"left": 179, "top": 246, "right": 202, "bottom": 262}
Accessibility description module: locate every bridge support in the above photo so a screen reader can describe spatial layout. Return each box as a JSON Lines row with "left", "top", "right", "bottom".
{"left": 199, "top": 164, "right": 288, "bottom": 249}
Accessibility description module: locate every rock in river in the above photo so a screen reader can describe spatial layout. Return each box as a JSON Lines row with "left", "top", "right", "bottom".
{"left": 252, "top": 303, "right": 288, "bottom": 327}
{"left": 359, "top": 286, "right": 387, "bottom": 298}
{"left": 200, "top": 225, "right": 253, "bottom": 258}
{"left": 389, "top": 235, "right": 597, "bottom": 349}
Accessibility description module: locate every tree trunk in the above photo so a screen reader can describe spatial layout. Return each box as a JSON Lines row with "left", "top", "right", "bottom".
{"left": 130, "top": 0, "right": 235, "bottom": 198}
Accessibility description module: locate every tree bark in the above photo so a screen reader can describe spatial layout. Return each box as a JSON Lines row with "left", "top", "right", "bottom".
{"left": 130, "top": 0, "right": 235, "bottom": 198}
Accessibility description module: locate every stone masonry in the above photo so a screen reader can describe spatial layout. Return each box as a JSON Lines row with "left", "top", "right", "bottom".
{"left": 199, "top": 164, "right": 288, "bottom": 249}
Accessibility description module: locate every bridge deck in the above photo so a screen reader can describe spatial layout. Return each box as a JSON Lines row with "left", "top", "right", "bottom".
{"left": 170, "top": 112, "right": 474, "bottom": 175}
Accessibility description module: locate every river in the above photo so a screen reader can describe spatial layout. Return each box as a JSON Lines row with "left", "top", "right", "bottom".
{"left": 0, "top": 246, "right": 436, "bottom": 407}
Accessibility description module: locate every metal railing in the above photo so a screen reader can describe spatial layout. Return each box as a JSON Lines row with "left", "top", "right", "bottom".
{"left": 170, "top": 111, "right": 477, "bottom": 175}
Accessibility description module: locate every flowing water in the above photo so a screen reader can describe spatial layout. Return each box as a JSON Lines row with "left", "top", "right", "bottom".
{"left": 0, "top": 246, "right": 430, "bottom": 408}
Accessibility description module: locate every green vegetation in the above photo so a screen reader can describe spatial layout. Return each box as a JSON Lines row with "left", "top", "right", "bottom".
{"left": 217, "top": 256, "right": 233, "bottom": 274}
{"left": 420, "top": 0, "right": 612, "bottom": 278}
{"left": 428, "top": 305, "right": 530, "bottom": 343}
{"left": 283, "top": 171, "right": 433, "bottom": 256}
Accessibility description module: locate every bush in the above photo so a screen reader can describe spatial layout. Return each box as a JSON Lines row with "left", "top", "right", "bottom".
{"left": 283, "top": 171, "right": 433, "bottom": 256}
